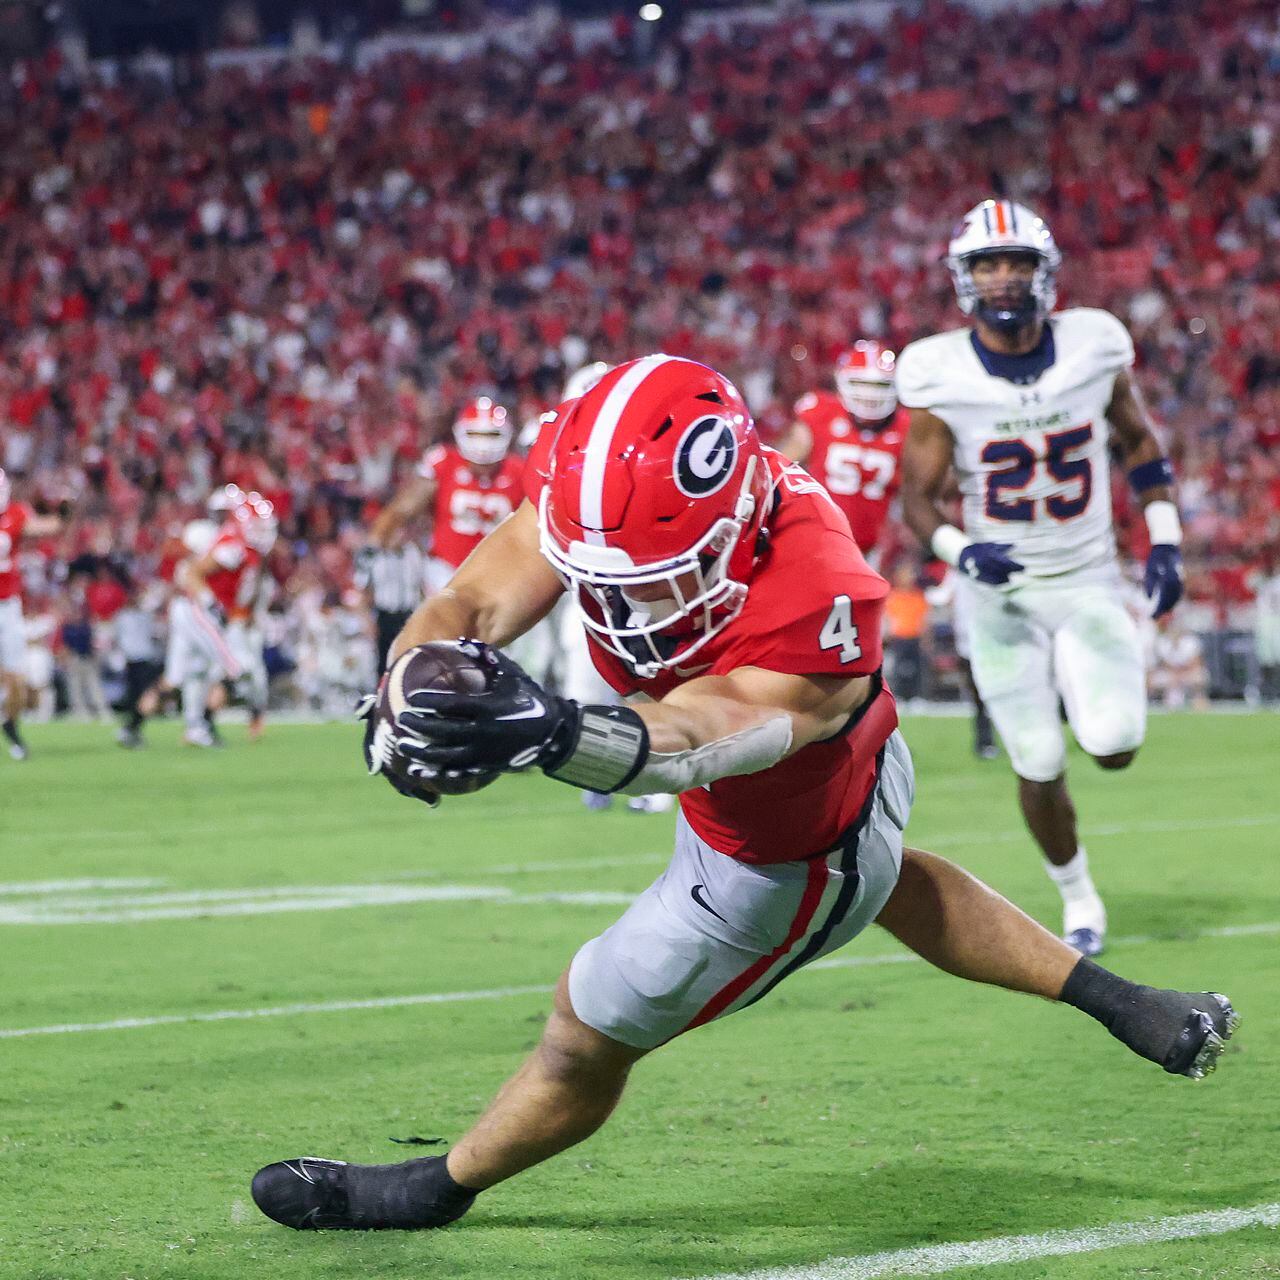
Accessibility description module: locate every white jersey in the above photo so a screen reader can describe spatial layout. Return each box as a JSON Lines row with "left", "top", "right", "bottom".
{"left": 897, "top": 308, "right": 1134, "bottom": 578}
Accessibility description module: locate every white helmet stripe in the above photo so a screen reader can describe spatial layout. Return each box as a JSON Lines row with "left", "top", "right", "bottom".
{"left": 579, "top": 353, "right": 674, "bottom": 546}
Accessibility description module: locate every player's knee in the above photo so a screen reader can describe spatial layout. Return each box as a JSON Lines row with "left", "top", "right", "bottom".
{"left": 1007, "top": 728, "right": 1066, "bottom": 784}
{"left": 538, "top": 973, "right": 644, "bottom": 1086}
{"left": 1093, "top": 748, "right": 1137, "bottom": 771}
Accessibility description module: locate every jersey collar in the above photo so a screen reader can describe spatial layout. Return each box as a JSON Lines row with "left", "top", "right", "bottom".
{"left": 969, "top": 322, "right": 1056, "bottom": 386}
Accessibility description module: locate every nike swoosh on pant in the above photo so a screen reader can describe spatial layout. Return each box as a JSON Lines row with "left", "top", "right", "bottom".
{"left": 690, "top": 883, "right": 728, "bottom": 923}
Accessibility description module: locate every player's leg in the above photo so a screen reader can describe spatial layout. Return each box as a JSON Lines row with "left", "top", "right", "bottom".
{"left": 874, "top": 845, "right": 1237, "bottom": 1075}
{"left": 251, "top": 970, "right": 646, "bottom": 1230}
{"left": 1054, "top": 586, "right": 1146, "bottom": 772}
{"left": 965, "top": 584, "right": 1098, "bottom": 943}
{"left": 1, "top": 599, "right": 30, "bottom": 759}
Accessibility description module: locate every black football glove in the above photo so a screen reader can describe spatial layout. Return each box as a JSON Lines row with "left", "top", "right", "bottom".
{"left": 394, "top": 642, "right": 581, "bottom": 776}
{"left": 1144, "top": 544, "right": 1184, "bottom": 619}
{"left": 357, "top": 684, "right": 442, "bottom": 807}
{"left": 958, "top": 541, "right": 1024, "bottom": 587}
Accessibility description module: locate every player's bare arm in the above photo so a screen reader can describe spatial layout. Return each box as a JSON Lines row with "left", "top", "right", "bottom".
{"left": 641, "top": 665, "right": 870, "bottom": 763}
{"left": 369, "top": 474, "right": 436, "bottom": 547}
{"left": 1106, "top": 369, "right": 1184, "bottom": 617}
{"left": 23, "top": 512, "right": 63, "bottom": 538}
{"left": 390, "top": 499, "right": 563, "bottom": 662}
{"left": 901, "top": 407, "right": 955, "bottom": 546}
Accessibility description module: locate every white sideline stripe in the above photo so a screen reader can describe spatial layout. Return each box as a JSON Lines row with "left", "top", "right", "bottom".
{"left": 0, "top": 884, "right": 635, "bottom": 925}
{"left": 2, "top": 916, "right": 1275, "bottom": 1041}
{"left": 0, "top": 878, "right": 166, "bottom": 896}
{"left": 684, "top": 1202, "right": 1280, "bottom": 1280}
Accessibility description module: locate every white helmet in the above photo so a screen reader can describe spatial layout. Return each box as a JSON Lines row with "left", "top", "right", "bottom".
{"left": 452, "top": 397, "right": 513, "bottom": 467}
{"left": 208, "top": 483, "right": 245, "bottom": 514}
{"left": 833, "top": 341, "right": 898, "bottom": 424}
{"left": 562, "top": 361, "right": 610, "bottom": 402}
{"left": 234, "top": 492, "right": 278, "bottom": 553}
{"left": 946, "top": 199, "right": 1061, "bottom": 330}
{"left": 0, "top": 468, "right": 10, "bottom": 510}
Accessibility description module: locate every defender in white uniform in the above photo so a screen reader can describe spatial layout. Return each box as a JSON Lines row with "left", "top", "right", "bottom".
{"left": 899, "top": 199, "right": 1185, "bottom": 956}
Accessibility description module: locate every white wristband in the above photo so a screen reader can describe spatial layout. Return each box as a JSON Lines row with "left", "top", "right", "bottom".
{"left": 1144, "top": 500, "right": 1182, "bottom": 547}
{"left": 930, "top": 524, "right": 970, "bottom": 568}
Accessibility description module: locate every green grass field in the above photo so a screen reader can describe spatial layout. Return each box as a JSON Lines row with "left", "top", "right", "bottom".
{"left": 1, "top": 713, "right": 1277, "bottom": 1280}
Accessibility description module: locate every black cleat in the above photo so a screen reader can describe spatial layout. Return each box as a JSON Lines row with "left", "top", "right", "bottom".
{"left": 251, "top": 1154, "right": 477, "bottom": 1230}
{"left": 252, "top": 1157, "right": 353, "bottom": 1230}
{"left": 1161, "top": 993, "right": 1240, "bottom": 1080}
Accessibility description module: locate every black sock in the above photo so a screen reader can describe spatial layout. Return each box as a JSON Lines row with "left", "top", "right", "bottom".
{"left": 345, "top": 1155, "right": 479, "bottom": 1229}
{"left": 1060, "top": 957, "right": 1215, "bottom": 1072}
{"left": 2, "top": 718, "right": 21, "bottom": 747}
{"left": 126, "top": 709, "right": 144, "bottom": 732}
{"left": 1059, "top": 957, "right": 1139, "bottom": 1033}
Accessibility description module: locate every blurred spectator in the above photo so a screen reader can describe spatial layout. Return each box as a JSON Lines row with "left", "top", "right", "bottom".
{"left": 884, "top": 563, "right": 928, "bottom": 703}
{"left": 1251, "top": 551, "right": 1280, "bottom": 704}
{"left": 0, "top": 0, "right": 1274, "bottom": 703}
{"left": 1148, "top": 616, "right": 1211, "bottom": 711}
{"left": 59, "top": 599, "right": 108, "bottom": 718}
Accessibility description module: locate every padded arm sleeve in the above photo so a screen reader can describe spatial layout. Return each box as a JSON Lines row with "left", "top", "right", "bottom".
{"left": 619, "top": 714, "right": 793, "bottom": 796}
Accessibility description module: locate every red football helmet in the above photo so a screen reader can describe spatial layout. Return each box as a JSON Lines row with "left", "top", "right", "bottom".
{"left": 453, "top": 397, "right": 512, "bottom": 467}
{"left": 233, "top": 491, "right": 278, "bottom": 553}
{"left": 834, "top": 340, "right": 898, "bottom": 424}
{"left": 538, "top": 354, "right": 772, "bottom": 677}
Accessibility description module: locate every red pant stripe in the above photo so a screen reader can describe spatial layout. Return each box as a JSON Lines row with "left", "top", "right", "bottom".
{"left": 681, "top": 855, "right": 830, "bottom": 1033}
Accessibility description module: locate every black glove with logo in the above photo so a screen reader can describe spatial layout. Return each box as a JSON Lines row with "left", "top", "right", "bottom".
{"left": 394, "top": 642, "right": 581, "bottom": 776}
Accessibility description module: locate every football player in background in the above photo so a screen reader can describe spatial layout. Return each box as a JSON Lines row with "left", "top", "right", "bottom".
{"left": 899, "top": 199, "right": 1185, "bottom": 957}
{"left": 251, "top": 356, "right": 1234, "bottom": 1233}
{"left": 141, "top": 491, "right": 276, "bottom": 747}
{"left": 370, "top": 397, "right": 524, "bottom": 597}
{"left": 777, "top": 340, "right": 906, "bottom": 558}
{"left": 0, "top": 468, "right": 66, "bottom": 759}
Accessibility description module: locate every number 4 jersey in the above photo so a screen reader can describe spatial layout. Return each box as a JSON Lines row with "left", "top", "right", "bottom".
{"left": 896, "top": 308, "right": 1134, "bottom": 578}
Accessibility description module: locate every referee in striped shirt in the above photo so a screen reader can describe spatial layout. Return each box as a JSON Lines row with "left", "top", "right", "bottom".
{"left": 355, "top": 527, "right": 428, "bottom": 672}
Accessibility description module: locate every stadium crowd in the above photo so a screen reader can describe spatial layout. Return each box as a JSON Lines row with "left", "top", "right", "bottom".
{"left": 1, "top": 0, "right": 1278, "bottom": 715}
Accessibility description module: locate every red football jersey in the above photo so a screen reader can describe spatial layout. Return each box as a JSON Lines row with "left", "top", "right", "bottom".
{"left": 0, "top": 503, "right": 31, "bottom": 600}
{"left": 205, "top": 525, "right": 261, "bottom": 615}
{"left": 526, "top": 442, "right": 897, "bottom": 865}
{"left": 419, "top": 444, "right": 524, "bottom": 569}
{"left": 792, "top": 392, "right": 908, "bottom": 553}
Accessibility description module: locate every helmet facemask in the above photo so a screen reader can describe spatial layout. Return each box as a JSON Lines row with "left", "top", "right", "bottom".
{"left": 834, "top": 373, "right": 898, "bottom": 423}
{"left": 949, "top": 249, "right": 1058, "bottom": 333}
{"left": 539, "top": 455, "right": 763, "bottom": 679}
{"left": 453, "top": 399, "right": 512, "bottom": 467}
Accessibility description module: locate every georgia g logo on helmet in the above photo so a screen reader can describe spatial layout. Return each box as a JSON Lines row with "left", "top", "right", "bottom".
{"left": 674, "top": 415, "right": 739, "bottom": 498}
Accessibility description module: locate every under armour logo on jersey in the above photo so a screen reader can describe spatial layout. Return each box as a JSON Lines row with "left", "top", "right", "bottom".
{"left": 1019, "top": 389, "right": 1043, "bottom": 406}
{"left": 674, "top": 416, "right": 738, "bottom": 498}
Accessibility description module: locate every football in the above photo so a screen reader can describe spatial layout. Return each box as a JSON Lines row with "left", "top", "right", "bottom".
{"left": 377, "top": 642, "right": 500, "bottom": 795}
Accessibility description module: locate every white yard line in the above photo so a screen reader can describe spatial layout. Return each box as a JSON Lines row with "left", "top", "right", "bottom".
{"left": 3, "top": 917, "right": 1274, "bottom": 1041}
{"left": 0, "top": 883, "right": 635, "bottom": 925}
{"left": 0, "top": 878, "right": 166, "bottom": 896}
{"left": 682, "top": 1202, "right": 1280, "bottom": 1280}
{"left": 0, "top": 985, "right": 556, "bottom": 1040}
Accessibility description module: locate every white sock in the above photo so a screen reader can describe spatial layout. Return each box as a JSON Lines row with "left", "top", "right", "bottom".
{"left": 1045, "top": 847, "right": 1106, "bottom": 935}
{"left": 182, "top": 677, "right": 209, "bottom": 733}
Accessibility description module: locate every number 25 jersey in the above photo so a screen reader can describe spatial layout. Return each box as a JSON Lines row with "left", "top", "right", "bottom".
{"left": 896, "top": 307, "right": 1134, "bottom": 578}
